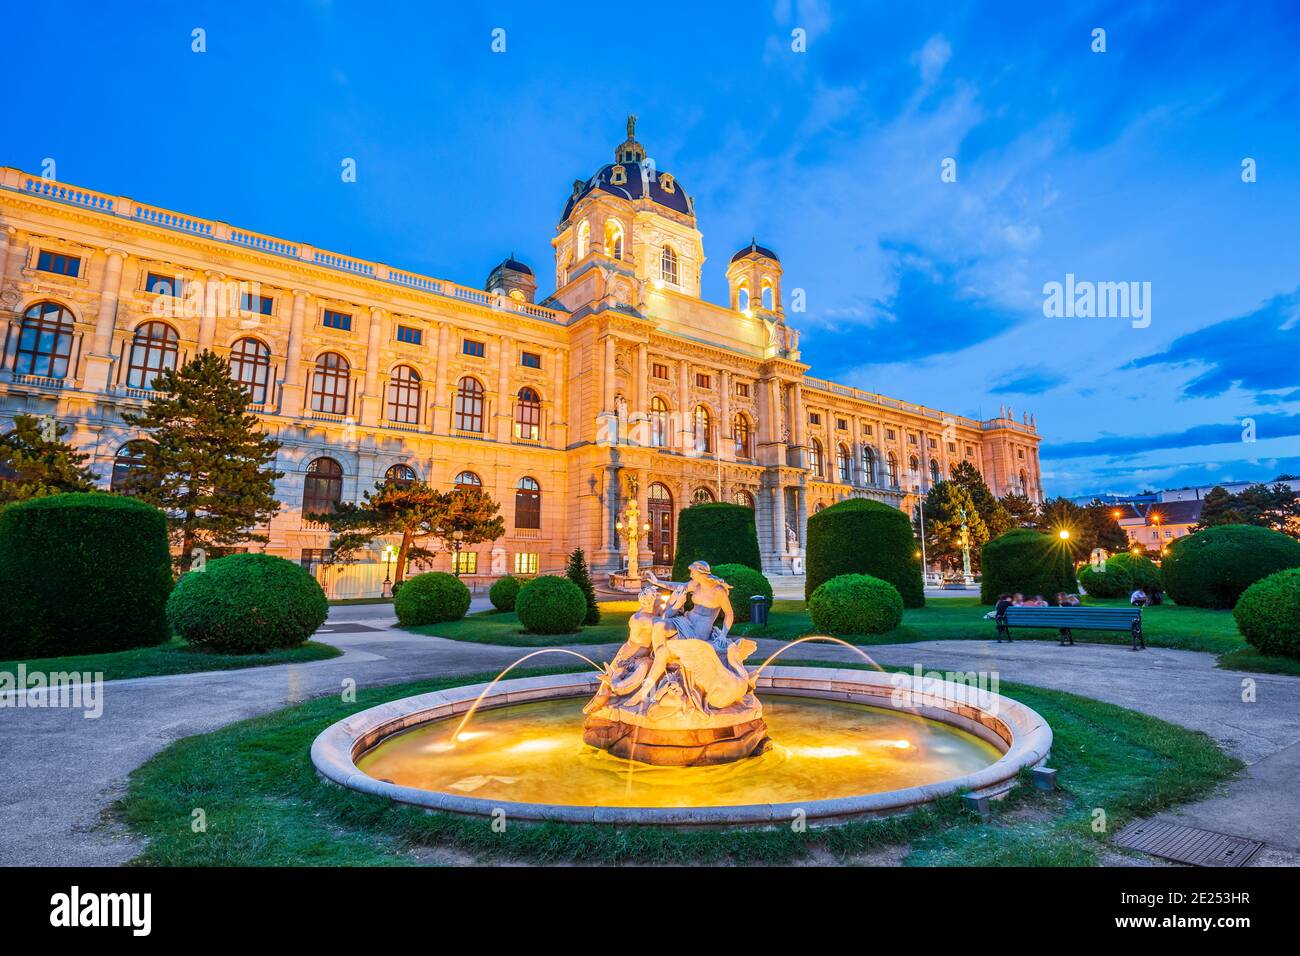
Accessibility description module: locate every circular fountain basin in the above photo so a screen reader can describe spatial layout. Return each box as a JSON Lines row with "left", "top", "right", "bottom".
{"left": 311, "top": 666, "right": 1053, "bottom": 826}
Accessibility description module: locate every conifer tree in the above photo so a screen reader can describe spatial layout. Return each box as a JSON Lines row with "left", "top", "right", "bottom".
{"left": 566, "top": 547, "right": 600, "bottom": 624}
{"left": 0, "top": 414, "right": 98, "bottom": 505}
{"left": 949, "top": 459, "right": 1010, "bottom": 538}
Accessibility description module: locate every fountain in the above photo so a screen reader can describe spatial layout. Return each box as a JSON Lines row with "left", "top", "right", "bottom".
{"left": 313, "top": 560, "right": 1054, "bottom": 827}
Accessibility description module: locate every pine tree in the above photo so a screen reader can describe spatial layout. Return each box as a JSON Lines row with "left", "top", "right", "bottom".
{"left": 0, "top": 414, "right": 99, "bottom": 505}
{"left": 1193, "top": 486, "right": 1238, "bottom": 530}
{"left": 1080, "top": 499, "right": 1129, "bottom": 553}
{"left": 566, "top": 547, "right": 600, "bottom": 624}
{"left": 916, "top": 480, "right": 988, "bottom": 571}
{"left": 999, "top": 491, "right": 1038, "bottom": 528}
{"left": 949, "top": 460, "right": 1010, "bottom": 538}
{"left": 121, "top": 351, "right": 283, "bottom": 570}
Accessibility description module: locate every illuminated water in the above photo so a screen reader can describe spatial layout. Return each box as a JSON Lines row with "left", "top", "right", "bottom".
{"left": 356, "top": 695, "right": 1001, "bottom": 808}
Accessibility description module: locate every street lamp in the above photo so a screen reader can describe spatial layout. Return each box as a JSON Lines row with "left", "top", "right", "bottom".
{"left": 381, "top": 543, "right": 397, "bottom": 596}
{"left": 1058, "top": 529, "right": 1070, "bottom": 540}
{"left": 451, "top": 529, "right": 465, "bottom": 577}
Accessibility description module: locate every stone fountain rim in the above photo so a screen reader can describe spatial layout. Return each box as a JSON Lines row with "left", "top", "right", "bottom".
{"left": 310, "top": 666, "right": 1053, "bottom": 826}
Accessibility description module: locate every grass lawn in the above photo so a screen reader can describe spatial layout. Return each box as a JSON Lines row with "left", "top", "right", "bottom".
{"left": 0, "top": 637, "right": 341, "bottom": 683}
{"left": 117, "top": 662, "right": 1240, "bottom": 867}
{"left": 407, "top": 596, "right": 1299, "bottom": 675}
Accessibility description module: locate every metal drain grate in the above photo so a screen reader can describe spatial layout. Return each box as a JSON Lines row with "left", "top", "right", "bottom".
{"left": 1114, "top": 821, "right": 1263, "bottom": 867}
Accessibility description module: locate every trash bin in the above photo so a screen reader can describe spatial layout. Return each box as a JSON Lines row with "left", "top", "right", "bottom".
{"left": 749, "top": 594, "right": 769, "bottom": 627}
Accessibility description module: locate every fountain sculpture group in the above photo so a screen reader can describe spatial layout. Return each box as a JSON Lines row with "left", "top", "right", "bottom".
{"left": 582, "top": 561, "right": 771, "bottom": 766}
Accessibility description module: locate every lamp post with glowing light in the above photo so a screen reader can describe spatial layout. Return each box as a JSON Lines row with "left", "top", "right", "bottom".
{"left": 615, "top": 495, "right": 651, "bottom": 584}
{"left": 381, "top": 543, "right": 397, "bottom": 596}
{"left": 959, "top": 506, "right": 974, "bottom": 586}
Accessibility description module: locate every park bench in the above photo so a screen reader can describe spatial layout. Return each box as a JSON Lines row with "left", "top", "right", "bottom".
{"left": 996, "top": 605, "right": 1145, "bottom": 650}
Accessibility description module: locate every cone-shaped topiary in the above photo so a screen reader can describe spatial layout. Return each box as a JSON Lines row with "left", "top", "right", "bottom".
{"left": 516, "top": 575, "right": 588, "bottom": 634}
{"left": 671, "top": 502, "right": 763, "bottom": 581}
{"left": 979, "top": 528, "right": 1078, "bottom": 604}
{"left": 394, "top": 571, "right": 472, "bottom": 626}
{"left": 805, "top": 498, "right": 925, "bottom": 607}
{"left": 0, "top": 492, "right": 172, "bottom": 657}
{"left": 808, "top": 573, "right": 905, "bottom": 636}
{"left": 1077, "top": 551, "right": 1161, "bottom": 598}
{"left": 167, "top": 553, "right": 328, "bottom": 653}
{"left": 712, "top": 563, "right": 773, "bottom": 623}
{"left": 566, "top": 548, "right": 600, "bottom": 625}
{"left": 1234, "top": 567, "right": 1300, "bottom": 659}
{"left": 489, "top": 574, "right": 522, "bottom": 612}
{"left": 1162, "top": 524, "right": 1300, "bottom": 609}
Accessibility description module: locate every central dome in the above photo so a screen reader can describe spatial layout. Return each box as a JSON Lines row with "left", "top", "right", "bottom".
{"left": 561, "top": 116, "right": 693, "bottom": 222}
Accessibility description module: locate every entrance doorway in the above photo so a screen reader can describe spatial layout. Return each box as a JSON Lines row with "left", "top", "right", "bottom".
{"left": 647, "top": 482, "right": 674, "bottom": 566}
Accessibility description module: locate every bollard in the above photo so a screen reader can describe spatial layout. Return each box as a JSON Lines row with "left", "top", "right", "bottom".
{"left": 749, "top": 594, "right": 769, "bottom": 627}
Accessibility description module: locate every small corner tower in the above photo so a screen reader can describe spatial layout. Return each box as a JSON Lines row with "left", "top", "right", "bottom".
{"left": 726, "top": 239, "right": 782, "bottom": 316}
{"left": 485, "top": 254, "right": 537, "bottom": 303}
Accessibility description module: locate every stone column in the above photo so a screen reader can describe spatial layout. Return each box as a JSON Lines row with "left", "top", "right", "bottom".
{"left": 677, "top": 358, "right": 690, "bottom": 451}
{"left": 719, "top": 369, "right": 732, "bottom": 461}
{"left": 495, "top": 335, "right": 513, "bottom": 442}
{"left": 83, "top": 247, "right": 126, "bottom": 391}
{"left": 279, "top": 290, "right": 309, "bottom": 415}
{"left": 635, "top": 342, "right": 648, "bottom": 445}
{"left": 198, "top": 272, "right": 224, "bottom": 352}
{"left": 550, "top": 345, "right": 567, "bottom": 447}
{"left": 432, "top": 322, "right": 451, "bottom": 434}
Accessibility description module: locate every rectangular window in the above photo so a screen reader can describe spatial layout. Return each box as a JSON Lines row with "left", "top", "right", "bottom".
{"left": 886, "top": 428, "right": 897, "bottom": 440}
{"left": 463, "top": 339, "right": 486, "bottom": 358}
{"left": 808, "top": 412, "right": 821, "bottom": 426}
{"left": 37, "top": 251, "right": 81, "bottom": 277}
{"left": 396, "top": 325, "right": 422, "bottom": 345}
{"left": 513, "top": 552, "right": 539, "bottom": 575}
{"left": 145, "top": 272, "right": 184, "bottom": 296}
{"left": 695, "top": 373, "right": 711, "bottom": 389}
{"left": 836, "top": 418, "right": 848, "bottom": 431}
{"left": 863, "top": 423, "right": 873, "bottom": 436}
{"left": 299, "top": 548, "right": 333, "bottom": 571}
{"left": 651, "top": 362, "right": 669, "bottom": 379}
{"left": 241, "top": 292, "right": 274, "bottom": 315}
{"left": 322, "top": 309, "right": 352, "bottom": 331}
{"left": 947, "top": 442, "right": 957, "bottom": 453}
{"left": 734, "top": 382, "right": 749, "bottom": 397}
{"left": 453, "top": 550, "right": 478, "bottom": 575}
{"left": 520, "top": 350, "right": 542, "bottom": 369}
{"left": 966, "top": 446, "right": 975, "bottom": 457}
{"left": 928, "top": 437, "right": 938, "bottom": 449}
{"left": 1018, "top": 448, "right": 1025, "bottom": 459}
{"left": 908, "top": 434, "right": 918, "bottom": 445}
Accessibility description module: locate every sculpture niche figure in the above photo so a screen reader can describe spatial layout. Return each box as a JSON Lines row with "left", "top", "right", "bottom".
{"left": 582, "top": 561, "right": 771, "bottom": 766}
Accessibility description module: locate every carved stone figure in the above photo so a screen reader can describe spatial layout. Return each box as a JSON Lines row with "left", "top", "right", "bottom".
{"left": 583, "top": 561, "right": 770, "bottom": 766}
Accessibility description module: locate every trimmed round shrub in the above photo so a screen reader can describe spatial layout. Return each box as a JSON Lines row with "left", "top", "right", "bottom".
{"left": 516, "top": 575, "right": 587, "bottom": 634}
{"left": 1234, "top": 568, "right": 1300, "bottom": 659}
{"left": 805, "top": 498, "right": 925, "bottom": 607}
{"left": 979, "top": 528, "right": 1078, "bottom": 605}
{"left": 713, "top": 563, "right": 773, "bottom": 623}
{"left": 0, "top": 493, "right": 172, "bottom": 657}
{"left": 671, "top": 502, "right": 762, "bottom": 581}
{"left": 1077, "top": 551, "right": 1161, "bottom": 598}
{"left": 394, "top": 571, "right": 472, "bottom": 626}
{"left": 167, "top": 553, "right": 327, "bottom": 653}
{"left": 489, "top": 575, "right": 522, "bottom": 612}
{"left": 808, "top": 573, "right": 904, "bottom": 636}
{"left": 1161, "top": 524, "right": 1300, "bottom": 609}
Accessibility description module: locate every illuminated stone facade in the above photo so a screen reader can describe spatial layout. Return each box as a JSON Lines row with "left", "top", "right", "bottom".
{"left": 0, "top": 123, "right": 1043, "bottom": 581}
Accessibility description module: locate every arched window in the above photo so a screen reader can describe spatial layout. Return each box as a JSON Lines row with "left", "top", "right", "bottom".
{"left": 126, "top": 322, "right": 179, "bottom": 389}
{"left": 385, "top": 464, "right": 416, "bottom": 488}
{"left": 386, "top": 365, "right": 422, "bottom": 424}
{"left": 761, "top": 278, "right": 775, "bottom": 311}
{"left": 110, "top": 440, "right": 149, "bottom": 493}
{"left": 1019, "top": 468, "right": 1029, "bottom": 495}
{"left": 909, "top": 455, "right": 921, "bottom": 488}
{"left": 515, "top": 386, "right": 541, "bottom": 441}
{"left": 887, "top": 452, "right": 899, "bottom": 487}
{"left": 229, "top": 337, "right": 271, "bottom": 405}
{"left": 604, "top": 219, "right": 624, "bottom": 260}
{"left": 693, "top": 404, "right": 713, "bottom": 454}
{"left": 733, "top": 413, "right": 752, "bottom": 458}
{"left": 648, "top": 482, "right": 673, "bottom": 565}
{"left": 14, "top": 301, "right": 75, "bottom": 379}
{"left": 650, "top": 396, "right": 670, "bottom": 448}
{"left": 576, "top": 221, "right": 590, "bottom": 260}
{"left": 929, "top": 459, "right": 940, "bottom": 487}
{"left": 809, "top": 439, "right": 823, "bottom": 478}
{"left": 863, "top": 447, "right": 877, "bottom": 485}
{"left": 311, "top": 352, "right": 350, "bottom": 415}
{"left": 302, "top": 457, "right": 343, "bottom": 516}
{"left": 454, "top": 471, "right": 482, "bottom": 488}
{"left": 837, "top": 443, "right": 851, "bottom": 482}
{"left": 455, "top": 376, "right": 485, "bottom": 432}
{"left": 515, "top": 476, "right": 541, "bottom": 530}
{"left": 660, "top": 245, "right": 679, "bottom": 285}
{"left": 692, "top": 487, "right": 714, "bottom": 505}
{"left": 734, "top": 489, "right": 755, "bottom": 509}
{"left": 737, "top": 283, "right": 750, "bottom": 313}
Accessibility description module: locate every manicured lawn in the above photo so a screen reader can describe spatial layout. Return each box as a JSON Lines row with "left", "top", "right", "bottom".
{"left": 117, "top": 662, "right": 1240, "bottom": 867}
{"left": 408, "top": 595, "right": 1297, "bottom": 674}
{"left": 0, "top": 637, "right": 341, "bottom": 683}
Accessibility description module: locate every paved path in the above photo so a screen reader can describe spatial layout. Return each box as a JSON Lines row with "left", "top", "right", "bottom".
{"left": 2, "top": 602, "right": 1297, "bottom": 866}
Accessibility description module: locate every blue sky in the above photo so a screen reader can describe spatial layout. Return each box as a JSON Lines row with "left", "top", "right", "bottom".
{"left": 10, "top": 0, "right": 1300, "bottom": 496}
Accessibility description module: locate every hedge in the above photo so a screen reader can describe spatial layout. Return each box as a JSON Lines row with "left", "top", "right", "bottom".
{"left": 167, "top": 553, "right": 328, "bottom": 653}
{"left": 979, "top": 528, "right": 1078, "bottom": 605}
{"left": 489, "top": 575, "right": 522, "bottom": 612}
{"left": 671, "top": 502, "right": 762, "bottom": 581}
{"left": 1077, "top": 551, "right": 1161, "bottom": 598}
{"left": 808, "top": 574, "right": 904, "bottom": 636}
{"left": 394, "top": 572, "right": 472, "bottom": 626}
{"left": 1233, "top": 568, "right": 1300, "bottom": 659}
{"left": 805, "top": 498, "right": 924, "bottom": 607}
{"left": 516, "top": 575, "right": 587, "bottom": 634}
{"left": 712, "top": 563, "right": 773, "bottom": 623}
{"left": 0, "top": 493, "right": 172, "bottom": 657}
{"left": 1161, "top": 524, "right": 1300, "bottom": 609}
